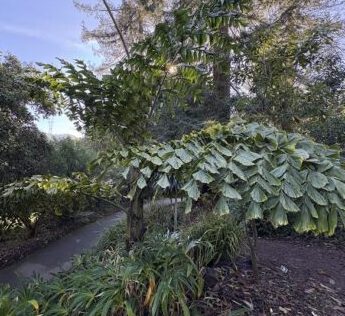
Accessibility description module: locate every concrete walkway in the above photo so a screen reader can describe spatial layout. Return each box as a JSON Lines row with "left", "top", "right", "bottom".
{"left": 0, "top": 198, "right": 182, "bottom": 287}
{"left": 0, "top": 212, "right": 125, "bottom": 287}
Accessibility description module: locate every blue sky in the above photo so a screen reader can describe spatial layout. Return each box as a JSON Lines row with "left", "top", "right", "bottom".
{"left": 0, "top": 0, "right": 106, "bottom": 137}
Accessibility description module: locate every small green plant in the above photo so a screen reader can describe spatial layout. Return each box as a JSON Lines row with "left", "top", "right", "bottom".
{"left": 131, "top": 232, "right": 204, "bottom": 315}
{"left": 96, "top": 220, "right": 127, "bottom": 254}
{"left": 0, "top": 286, "right": 14, "bottom": 316}
{"left": 0, "top": 285, "right": 42, "bottom": 316}
{"left": 185, "top": 214, "right": 245, "bottom": 267}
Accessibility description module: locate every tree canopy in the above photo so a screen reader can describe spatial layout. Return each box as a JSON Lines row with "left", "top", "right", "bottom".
{"left": 97, "top": 120, "right": 345, "bottom": 236}
{"left": 0, "top": 54, "right": 55, "bottom": 184}
{"left": 74, "top": 0, "right": 168, "bottom": 67}
{"left": 39, "top": 0, "right": 251, "bottom": 143}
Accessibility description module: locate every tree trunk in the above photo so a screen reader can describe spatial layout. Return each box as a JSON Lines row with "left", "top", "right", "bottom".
{"left": 213, "top": 26, "right": 230, "bottom": 101}
{"left": 127, "top": 189, "right": 145, "bottom": 248}
{"left": 247, "top": 220, "right": 259, "bottom": 281}
{"left": 173, "top": 196, "right": 178, "bottom": 231}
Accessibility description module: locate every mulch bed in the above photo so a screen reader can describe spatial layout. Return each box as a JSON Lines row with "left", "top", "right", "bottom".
{"left": 197, "top": 238, "right": 345, "bottom": 315}
{"left": 0, "top": 207, "right": 115, "bottom": 269}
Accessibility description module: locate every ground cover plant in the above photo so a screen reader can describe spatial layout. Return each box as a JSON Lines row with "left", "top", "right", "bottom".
{"left": 0, "top": 214, "right": 244, "bottom": 316}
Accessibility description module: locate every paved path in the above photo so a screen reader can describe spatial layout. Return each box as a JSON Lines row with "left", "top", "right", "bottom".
{"left": 0, "top": 198, "right": 182, "bottom": 287}
{"left": 0, "top": 212, "right": 125, "bottom": 287}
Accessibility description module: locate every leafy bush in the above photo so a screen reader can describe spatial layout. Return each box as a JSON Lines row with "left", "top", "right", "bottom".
{"left": 131, "top": 233, "right": 204, "bottom": 315}
{"left": 0, "top": 173, "right": 120, "bottom": 239}
{"left": 103, "top": 120, "right": 345, "bottom": 240}
{"left": 47, "top": 137, "right": 97, "bottom": 177}
{"left": 0, "top": 285, "right": 41, "bottom": 316}
{"left": 0, "top": 286, "right": 14, "bottom": 316}
{"left": 95, "top": 220, "right": 127, "bottom": 257}
{"left": 145, "top": 202, "right": 184, "bottom": 232}
{"left": 0, "top": 176, "right": 89, "bottom": 237}
{"left": 184, "top": 214, "right": 245, "bottom": 267}
{"left": 308, "top": 117, "right": 345, "bottom": 152}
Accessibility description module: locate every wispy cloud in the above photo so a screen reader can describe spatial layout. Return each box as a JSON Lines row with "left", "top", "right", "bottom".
{"left": 0, "top": 22, "right": 91, "bottom": 53}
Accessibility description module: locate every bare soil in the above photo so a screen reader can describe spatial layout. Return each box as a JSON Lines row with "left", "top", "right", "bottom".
{"left": 199, "top": 237, "right": 345, "bottom": 315}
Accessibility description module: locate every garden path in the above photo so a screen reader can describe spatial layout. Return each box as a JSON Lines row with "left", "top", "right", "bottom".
{"left": 0, "top": 212, "right": 125, "bottom": 286}
{"left": 0, "top": 198, "right": 179, "bottom": 286}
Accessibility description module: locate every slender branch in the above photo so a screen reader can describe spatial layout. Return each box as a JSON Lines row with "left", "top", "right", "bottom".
{"left": 229, "top": 82, "right": 241, "bottom": 97}
{"left": 80, "top": 192, "right": 128, "bottom": 214}
{"left": 102, "top": 0, "right": 130, "bottom": 58}
{"left": 148, "top": 48, "right": 181, "bottom": 119}
{"left": 148, "top": 72, "right": 168, "bottom": 119}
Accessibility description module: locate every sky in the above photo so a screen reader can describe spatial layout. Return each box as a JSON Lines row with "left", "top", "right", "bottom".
{"left": 0, "top": 0, "right": 106, "bottom": 137}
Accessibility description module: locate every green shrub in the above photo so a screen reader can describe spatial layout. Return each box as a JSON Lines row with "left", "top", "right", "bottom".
{"left": 185, "top": 214, "right": 245, "bottom": 267}
{"left": 0, "top": 176, "right": 89, "bottom": 237}
{"left": 0, "top": 213, "right": 245, "bottom": 315}
{"left": 145, "top": 204, "right": 174, "bottom": 231}
{"left": 0, "top": 229, "right": 205, "bottom": 316}
{"left": 0, "top": 285, "right": 42, "bottom": 316}
{"left": 0, "top": 286, "right": 14, "bottom": 316}
{"left": 131, "top": 233, "right": 204, "bottom": 315}
{"left": 96, "top": 220, "right": 127, "bottom": 254}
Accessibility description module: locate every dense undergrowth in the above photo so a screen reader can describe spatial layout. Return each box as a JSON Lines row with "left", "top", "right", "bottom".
{"left": 0, "top": 177, "right": 91, "bottom": 240}
{"left": 0, "top": 213, "right": 244, "bottom": 316}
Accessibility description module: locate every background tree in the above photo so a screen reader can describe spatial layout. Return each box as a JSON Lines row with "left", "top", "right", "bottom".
{"left": 231, "top": 0, "right": 345, "bottom": 133}
{"left": 76, "top": 0, "right": 345, "bottom": 144}
{"left": 74, "top": 0, "right": 168, "bottom": 69}
{"left": 0, "top": 54, "right": 55, "bottom": 185}
{"left": 47, "top": 137, "right": 97, "bottom": 177}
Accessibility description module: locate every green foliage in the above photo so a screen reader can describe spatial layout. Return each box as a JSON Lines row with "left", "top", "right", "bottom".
{"left": 151, "top": 94, "right": 231, "bottom": 141}
{"left": 0, "top": 54, "right": 55, "bottom": 185}
{"left": 234, "top": 1, "right": 345, "bottom": 132}
{"left": 96, "top": 220, "right": 127, "bottom": 255}
{"left": 47, "top": 137, "right": 97, "bottom": 177}
{"left": 131, "top": 233, "right": 204, "bottom": 316}
{"left": 256, "top": 219, "right": 345, "bottom": 243}
{"left": 184, "top": 214, "right": 245, "bottom": 267}
{"left": 38, "top": 0, "right": 251, "bottom": 144}
{"left": 0, "top": 173, "right": 117, "bottom": 237}
{"left": 99, "top": 120, "right": 345, "bottom": 236}
{"left": 0, "top": 229, "right": 208, "bottom": 315}
{"left": 0, "top": 176, "right": 87, "bottom": 236}
{"left": 75, "top": 0, "right": 168, "bottom": 65}
{"left": 84, "top": 0, "right": 345, "bottom": 140}
{"left": 308, "top": 116, "right": 345, "bottom": 151}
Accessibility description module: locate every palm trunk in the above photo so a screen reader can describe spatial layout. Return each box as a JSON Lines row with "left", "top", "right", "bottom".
{"left": 127, "top": 189, "right": 145, "bottom": 247}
